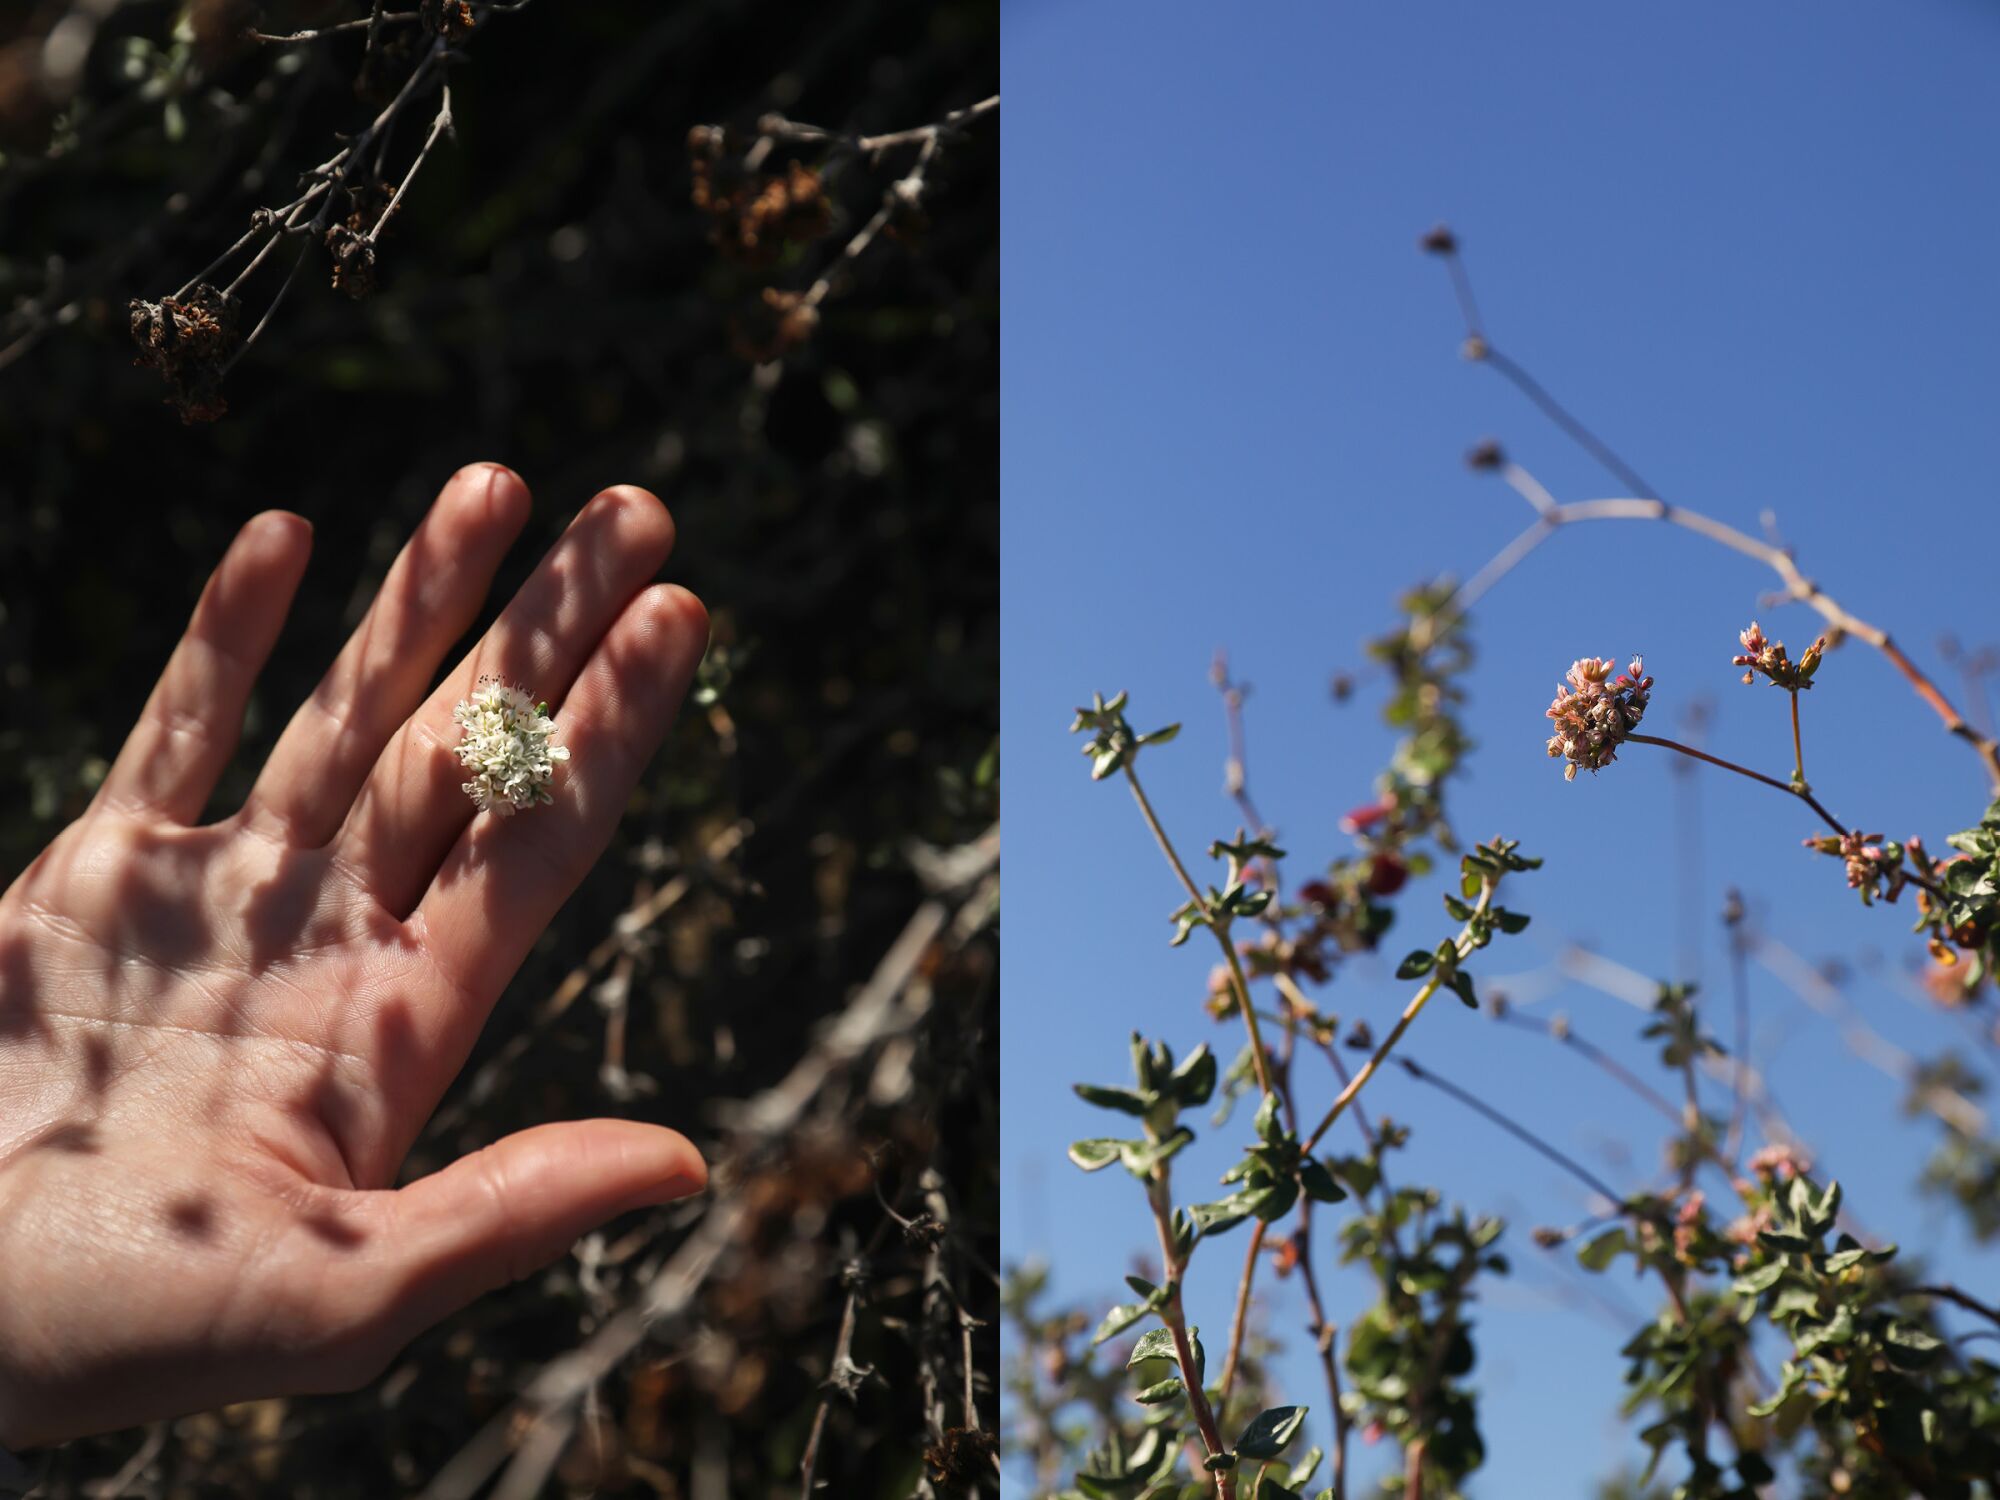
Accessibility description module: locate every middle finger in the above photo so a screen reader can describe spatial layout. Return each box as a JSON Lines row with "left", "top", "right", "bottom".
{"left": 333, "top": 484, "right": 678, "bottom": 916}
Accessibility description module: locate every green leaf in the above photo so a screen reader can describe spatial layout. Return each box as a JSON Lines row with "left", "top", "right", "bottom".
{"left": 1254, "top": 1090, "right": 1285, "bottom": 1144}
{"left": 1576, "top": 1227, "right": 1630, "bottom": 1272}
{"left": 1794, "top": 1304, "right": 1854, "bottom": 1357}
{"left": 1395, "top": 950, "right": 1436, "bottom": 980}
{"left": 1756, "top": 1228, "right": 1815, "bottom": 1255}
{"left": 1170, "top": 1044, "right": 1217, "bottom": 1106}
{"left": 1071, "top": 1474, "right": 1131, "bottom": 1500}
{"left": 1252, "top": 1174, "right": 1300, "bottom": 1222}
{"left": 1120, "top": 1127, "right": 1195, "bottom": 1176}
{"left": 1074, "top": 1084, "right": 1152, "bottom": 1116}
{"left": 1447, "top": 970, "right": 1477, "bottom": 1008}
{"left": 1068, "top": 1138, "right": 1128, "bottom": 1172}
{"left": 1492, "top": 907, "right": 1531, "bottom": 934}
{"left": 1285, "top": 1446, "right": 1325, "bottom": 1490}
{"left": 1190, "top": 1193, "right": 1259, "bottom": 1236}
{"left": 1299, "top": 1157, "right": 1348, "bottom": 1204}
{"left": 1236, "top": 1404, "right": 1309, "bottom": 1459}
{"left": 1826, "top": 1231, "right": 1895, "bottom": 1269}
{"left": 1800, "top": 1177, "right": 1842, "bottom": 1235}
{"left": 1091, "top": 1300, "right": 1150, "bottom": 1346}
{"left": 1883, "top": 1322, "right": 1945, "bottom": 1369}
{"left": 1731, "top": 1260, "right": 1786, "bottom": 1297}
{"left": 1133, "top": 1377, "right": 1184, "bottom": 1404}
{"left": 1127, "top": 1326, "right": 1180, "bottom": 1367}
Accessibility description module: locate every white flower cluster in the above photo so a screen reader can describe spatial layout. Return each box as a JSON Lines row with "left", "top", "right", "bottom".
{"left": 451, "top": 677, "right": 569, "bottom": 815}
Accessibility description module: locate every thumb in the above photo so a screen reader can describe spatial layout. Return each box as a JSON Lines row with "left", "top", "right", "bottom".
{"left": 366, "top": 1119, "right": 706, "bottom": 1344}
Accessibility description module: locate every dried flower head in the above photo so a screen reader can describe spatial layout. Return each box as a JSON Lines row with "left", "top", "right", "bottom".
{"left": 420, "top": 0, "right": 475, "bottom": 40}
{"left": 730, "top": 286, "right": 820, "bottom": 363}
{"left": 1732, "top": 620, "right": 1824, "bottom": 690}
{"left": 325, "top": 182, "right": 395, "bottom": 299}
{"left": 689, "top": 133, "right": 832, "bottom": 265}
{"left": 128, "top": 282, "right": 242, "bottom": 423}
{"left": 1544, "top": 655, "right": 1652, "bottom": 781}
{"left": 452, "top": 677, "right": 569, "bottom": 815}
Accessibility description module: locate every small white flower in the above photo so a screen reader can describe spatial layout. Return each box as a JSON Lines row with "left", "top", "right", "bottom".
{"left": 451, "top": 676, "right": 570, "bottom": 816}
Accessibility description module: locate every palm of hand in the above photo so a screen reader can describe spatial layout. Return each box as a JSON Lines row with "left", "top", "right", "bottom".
{"left": 0, "top": 467, "right": 710, "bottom": 1448}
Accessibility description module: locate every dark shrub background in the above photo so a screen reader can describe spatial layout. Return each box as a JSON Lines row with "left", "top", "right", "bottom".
{"left": 0, "top": 1, "right": 996, "bottom": 1493}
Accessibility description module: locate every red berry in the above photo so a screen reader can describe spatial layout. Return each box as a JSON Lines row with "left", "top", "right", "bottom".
{"left": 1366, "top": 854, "right": 1407, "bottom": 896}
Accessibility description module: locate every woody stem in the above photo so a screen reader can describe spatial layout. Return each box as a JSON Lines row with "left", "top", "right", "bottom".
{"left": 1625, "top": 733, "right": 1846, "bottom": 836}
{"left": 1790, "top": 690, "right": 1805, "bottom": 786}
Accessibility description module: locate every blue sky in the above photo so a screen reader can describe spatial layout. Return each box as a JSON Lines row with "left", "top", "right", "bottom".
{"left": 1000, "top": 3, "right": 2000, "bottom": 1495}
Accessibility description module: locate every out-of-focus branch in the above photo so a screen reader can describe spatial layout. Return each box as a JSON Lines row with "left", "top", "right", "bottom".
{"left": 416, "top": 826, "right": 998, "bottom": 1500}
{"left": 1422, "top": 230, "right": 2000, "bottom": 789}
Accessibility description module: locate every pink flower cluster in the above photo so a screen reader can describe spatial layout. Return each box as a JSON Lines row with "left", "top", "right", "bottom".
{"left": 1803, "top": 830, "right": 1907, "bottom": 903}
{"left": 1732, "top": 620, "right": 1824, "bottom": 690}
{"left": 1544, "top": 656, "right": 1653, "bottom": 782}
{"left": 1747, "top": 1142, "right": 1811, "bottom": 1182}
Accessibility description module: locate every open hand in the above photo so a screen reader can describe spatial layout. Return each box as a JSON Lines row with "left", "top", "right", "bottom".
{"left": 0, "top": 465, "right": 710, "bottom": 1449}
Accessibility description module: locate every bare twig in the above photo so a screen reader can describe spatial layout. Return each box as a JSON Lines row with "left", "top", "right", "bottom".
{"left": 1427, "top": 238, "right": 1999, "bottom": 785}
{"left": 417, "top": 828, "right": 998, "bottom": 1500}
{"left": 1119, "top": 760, "right": 1276, "bottom": 1099}
{"left": 799, "top": 1264, "right": 870, "bottom": 1497}
{"left": 1302, "top": 878, "right": 1497, "bottom": 1153}
{"left": 1395, "top": 1056, "right": 1625, "bottom": 1209}
{"left": 250, "top": 12, "right": 422, "bottom": 43}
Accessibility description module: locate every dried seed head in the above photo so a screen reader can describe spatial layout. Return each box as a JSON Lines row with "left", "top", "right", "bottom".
{"left": 420, "top": 0, "right": 475, "bottom": 40}
{"left": 1420, "top": 223, "right": 1458, "bottom": 255}
{"left": 730, "top": 287, "right": 819, "bottom": 363}
{"left": 128, "top": 282, "right": 242, "bottom": 423}
{"left": 325, "top": 225, "right": 377, "bottom": 299}
{"left": 690, "top": 142, "right": 832, "bottom": 265}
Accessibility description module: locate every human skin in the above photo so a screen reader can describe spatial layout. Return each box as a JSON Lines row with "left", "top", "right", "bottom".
{"left": 0, "top": 465, "right": 710, "bottom": 1449}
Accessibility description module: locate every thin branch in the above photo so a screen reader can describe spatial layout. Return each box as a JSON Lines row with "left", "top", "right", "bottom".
{"left": 1754, "top": 936, "right": 1988, "bottom": 1138}
{"left": 1625, "top": 733, "right": 1857, "bottom": 841}
{"left": 1910, "top": 1283, "right": 2000, "bottom": 1331}
{"left": 798, "top": 1269, "right": 866, "bottom": 1498}
{"left": 1292, "top": 1233, "right": 1348, "bottom": 1500}
{"left": 1430, "top": 235, "right": 1998, "bottom": 783}
{"left": 1440, "top": 469, "right": 2000, "bottom": 789}
{"left": 756, "top": 95, "right": 999, "bottom": 154}
{"left": 1214, "top": 1220, "right": 1267, "bottom": 1409}
{"left": 1144, "top": 1171, "right": 1235, "bottom": 1500}
{"left": 1723, "top": 895, "right": 1752, "bottom": 1165}
{"left": 417, "top": 830, "right": 998, "bottom": 1500}
{"left": 1120, "top": 762, "right": 1276, "bottom": 1099}
{"left": 250, "top": 12, "right": 422, "bottom": 43}
{"left": 1302, "top": 879, "right": 1495, "bottom": 1153}
{"left": 368, "top": 82, "right": 455, "bottom": 241}
{"left": 1477, "top": 345, "right": 1662, "bottom": 500}
{"left": 1395, "top": 1056, "right": 1626, "bottom": 1209}
{"left": 1492, "top": 1009, "right": 1682, "bottom": 1127}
